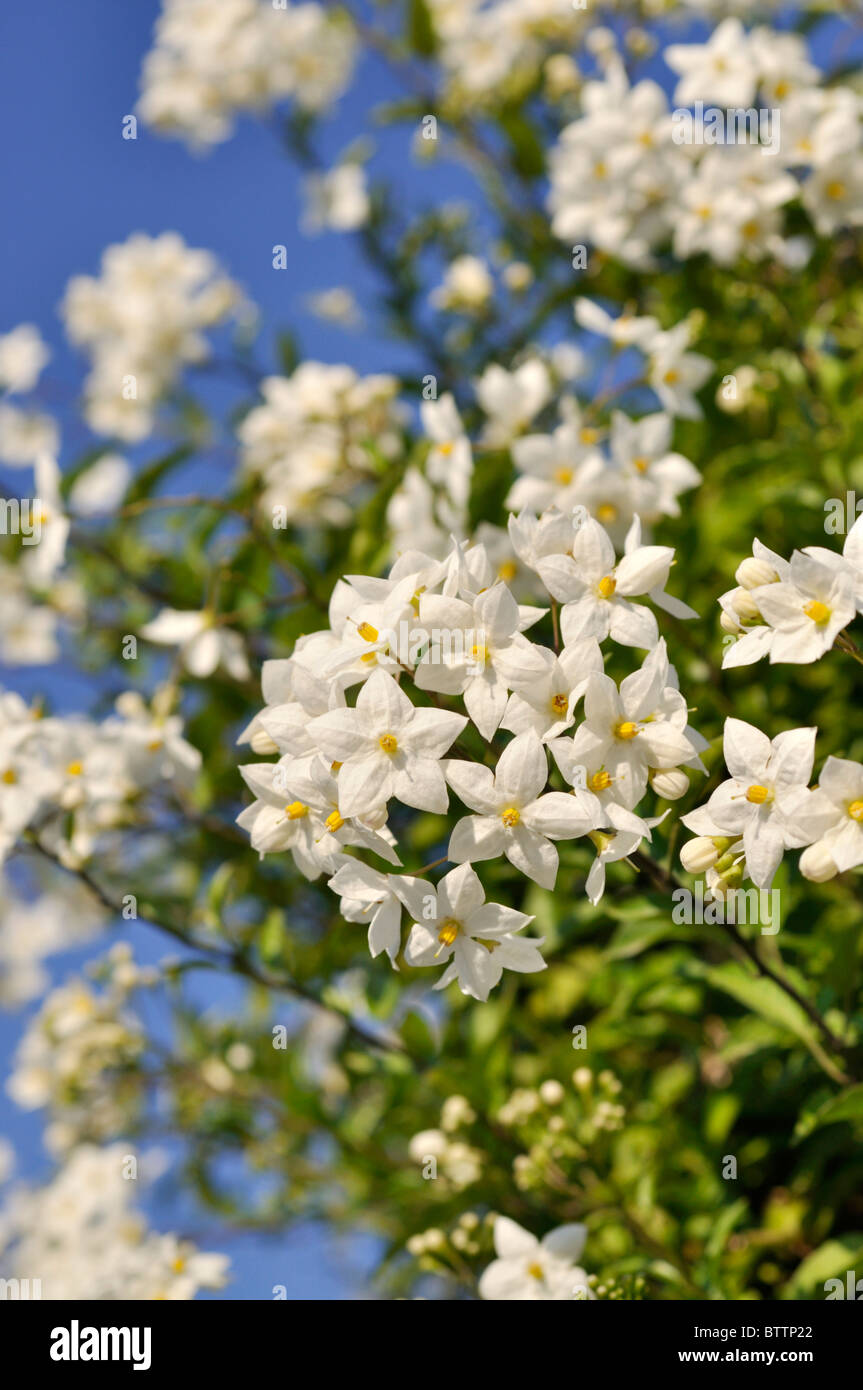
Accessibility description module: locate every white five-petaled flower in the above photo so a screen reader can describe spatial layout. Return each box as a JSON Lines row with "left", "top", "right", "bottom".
{"left": 687, "top": 719, "right": 821, "bottom": 889}
{"left": 414, "top": 581, "right": 546, "bottom": 739}
{"left": 444, "top": 730, "right": 600, "bottom": 889}
{"left": 536, "top": 514, "right": 679, "bottom": 649}
{"left": 401, "top": 863, "right": 544, "bottom": 1001}
{"left": 141, "top": 608, "right": 250, "bottom": 681}
{"left": 749, "top": 550, "right": 856, "bottom": 664}
{"left": 798, "top": 756, "right": 863, "bottom": 881}
{"left": 478, "top": 1216, "right": 591, "bottom": 1301}
{"left": 306, "top": 668, "right": 467, "bottom": 818}
{"left": 647, "top": 323, "right": 712, "bottom": 421}
{"left": 328, "top": 861, "right": 423, "bottom": 966}
{"left": 501, "top": 638, "right": 603, "bottom": 742}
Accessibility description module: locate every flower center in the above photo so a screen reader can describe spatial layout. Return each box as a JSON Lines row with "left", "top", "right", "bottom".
{"left": 437, "top": 918, "right": 460, "bottom": 947}
{"left": 580, "top": 427, "right": 599, "bottom": 445}
{"left": 803, "top": 600, "right": 831, "bottom": 625}
{"left": 554, "top": 467, "right": 573, "bottom": 485}
{"left": 848, "top": 800, "right": 863, "bottom": 822}
{"left": 325, "top": 810, "right": 344, "bottom": 832}
{"left": 613, "top": 720, "right": 639, "bottom": 741}
{"left": 285, "top": 801, "right": 308, "bottom": 820}
{"left": 745, "top": 784, "right": 771, "bottom": 804}
{"left": 632, "top": 455, "right": 649, "bottom": 473}
{"left": 66, "top": 761, "right": 83, "bottom": 777}
{"left": 1, "top": 769, "right": 17, "bottom": 785}
{"left": 589, "top": 769, "right": 612, "bottom": 792}
{"left": 379, "top": 734, "right": 398, "bottom": 754}
{"left": 470, "top": 642, "right": 489, "bottom": 665}
{"left": 826, "top": 180, "right": 846, "bottom": 201}
{"left": 663, "top": 369, "right": 680, "bottom": 385}
{"left": 550, "top": 692, "right": 568, "bottom": 715}
{"left": 597, "top": 574, "right": 617, "bottom": 599}
{"left": 497, "top": 561, "right": 517, "bottom": 583}
{"left": 331, "top": 760, "right": 342, "bottom": 772}
{"left": 357, "top": 622, "right": 379, "bottom": 642}
{"left": 527, "top": 1261, "right": 544, "bottom": 1281}
{"left": 597, "top": 503, "right": 617, "bottom": 524}
{"left": 501, "top": 806, "right": 521, "bottom": 827}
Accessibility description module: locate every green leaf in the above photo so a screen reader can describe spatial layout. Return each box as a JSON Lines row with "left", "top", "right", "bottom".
{"left": 407, "top": 0, "right": 436, "bottom": 57}
{"left": 794, "top": 1084, "right": 863, "bottom": 1143}
{"left": 782, "top": 1235, "right": 863, "bottom": 1299}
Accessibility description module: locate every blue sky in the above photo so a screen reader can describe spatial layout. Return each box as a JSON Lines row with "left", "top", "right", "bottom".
{"left": 1, "top": 0, "right": 860, "bottom": 1301}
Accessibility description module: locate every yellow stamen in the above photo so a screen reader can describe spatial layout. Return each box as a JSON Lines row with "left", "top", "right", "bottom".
{"left": 470, "top": 643, "right": 489, "bottom": 665}
{"left": 437, "top": 918, "right": 460, "bottom": 948}
{"left": 580, "top": 427, "right": 599, "bottom": 445}
{"left": 379, "top": 734, "right": 398, "bottom": 754}
{"left": 357, "top": 622, "right": 379, "bottom": 642}
{"left": 285, "top": 801, "right": 308, "bottom": 819}
{"left": 437, "top": 441, "right": 454, "bottom": 457}
{"left": 66, "top": 761, "right": 83, "bottom": 777}
{"left": 589, "top": 769, "right": 612, "bottom": 792}
{"left": 632, "top": 456, "right": 648, "bottom": 473}
{"left": 826, "top": 180, "right": 846, "bottom": 201}
{"left": 804, "top": 599, "right": 831, "bottom": 625}
{"left": 527, "top": 1261, "right": 544, "bottom": 1280}
{"left": 171, "top": 1257, "right": 186, "bottom": 1275}
{"left": 597, "top": 575, "right": 617, "bottom": 599}
{"left": 745, "top": 784, "right": 770, "bottom": 805}
{"left": 553, "top": 467, "right": 574, "bottom": 485}
{"left": 146, "top": 738, "right": 163, "bottom": 752}
{"left": 614, "top": 721, "right": 639, "bottom": 741}
{"left": 848, "top": 800, "right": 863, "bottom": 822}
{"left": 663, "top": 369, "right": 680, "bottom": 385}
{"left": 497, "top": 561, "right": 517, "bottom": 583}
{"left": 1, "top": 769, "right": 16, "bottom": 785}
{"left": 325, "top": 810, "right": 344, "bottom": 832}
{"left": 501, "top": 806, "right": 521, "bottom": 827}
{"left": 550, "top": 693, "right": 568, "bottom": 715}
{"left": 597, "top": 503, "right": 617, "bottom": 524}
{"left": 331, "top": 761, "right": 342, "bottom": 772}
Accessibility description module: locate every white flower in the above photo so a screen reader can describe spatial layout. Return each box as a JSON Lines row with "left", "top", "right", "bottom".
{"left": 479, "top": 1216, "right": 590, "bottom": 1301}
{"left": 401, "top": 863, "right": 545, "bottom": 1001}
{"left": 303, "top": 163, "right": 369, "bottom": 234}
{"left": 328, "top": 861, "right": 422, "bottom": 965}
{"left": 574, "top": 299, "right": 659, "bottom": 349}
{"left": 431, "top": 255, "right": 494, "bottom": 313}
{"left": 563, "top": 643, "right": 704, "bottom": 807}
{"left": 141, "top": 608, "right": 250, "bottom": 681}
{"left": 501, "top": 639, "right": 603, "bottom": 742}
{"left": 0, "top": 404, "right": 59, "bottom": 466}
{"left": 749, "top": 551, "right": 856, "bottom": 664}
{"left": 536, "top": 514, "right": 678, "bottom": 648}
{"left": 21, "top": 454, "right": 69, "bottom": 586}
{"left": 0, "top": 324, "right": 50, "bottom": 394}
{"left": 415, "top": 581, "right": 546, "bottom": 739}
{"left": 68, "top": 454, "right": 131, "bottom": 515}
{"left": 475, "top": 360, "right": 552, "bottom": 446}
{"left": 444, "top": 730, "right": 599, "bottom": 889}
{"left": 690, "top": 719, "right": 821, "bottom": 889}
{"left": 666, "top": 19, "right": 759, "bottom": 109}
{"left": 798, "top": 756, "right": 863, "bottom": 878}
{"left": 306, "top": 667, "right": 467, "bottom": 818}
{"left": 647, "top": 323, "right": 712, "bottom": 420}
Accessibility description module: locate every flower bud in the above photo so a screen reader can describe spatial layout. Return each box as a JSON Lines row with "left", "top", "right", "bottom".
{"left": 799, "top": 841, "right": 838, "bottom": 882}
{"left": 730, "top": 587, "right": 763, "bottom": 624}
{"left": 720, "top": 608, "right": 742, "bottom": 635}
{"left": 735, "top": 557, "right": 779, "bottom": 590}
{"left": 249, "top": 727, "right": 279, "bottom": 755}
{"left": 540, "top": 1080, "right": 564, "bottom": 1106}
{"left": 680, "top": 836, "right": 720, "bottom": 873}
{"left": 650, "top": 768, "right": 689, "bottom": 800}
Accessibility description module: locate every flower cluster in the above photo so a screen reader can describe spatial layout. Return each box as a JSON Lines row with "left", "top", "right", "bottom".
{"left": 62, "top": 233, "right": 245, "bottom": 440}
{"left": 0, "top": 1142, "right": 228, "bottom": 1299}
{"left": 0, "top": 321, "right": 57, "bottom": 468}
{"left": 138, "top": 0, "right": 356, "bottom": 147}
{"left": 239, "top": 509, "right": 705, "bottom": 1000}
{"left": 549, "top": 22, "right": 863, "bottom": 269}
{"left": 0, "top": 687, "right": 201, "bottom": 868}
{"left": 239, "top": 361, "right": 406, "bottom": 523}
{"left": 720, "top": 515, "right": 863, "bottom": 667}
{"left": 681, "top": 718, "right": 863, "bottom": 890}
